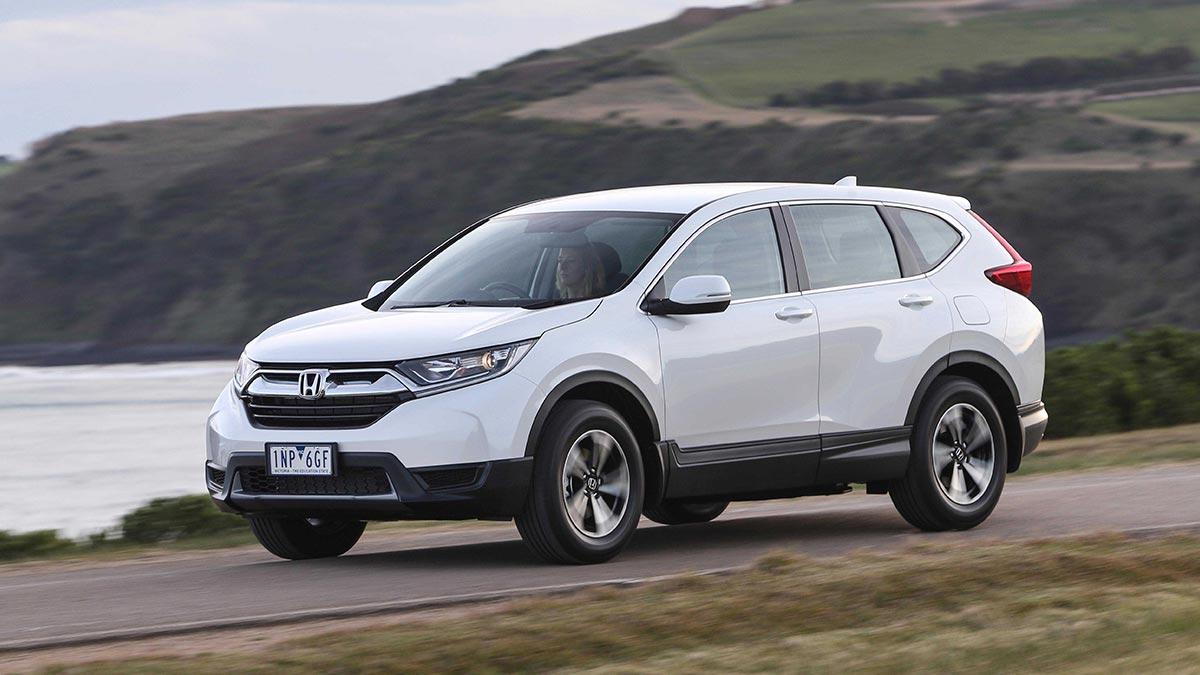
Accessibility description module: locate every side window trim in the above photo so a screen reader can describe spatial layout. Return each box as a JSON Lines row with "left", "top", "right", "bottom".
{"left": 641, "top": 204, "right": 799, "bottom": 306}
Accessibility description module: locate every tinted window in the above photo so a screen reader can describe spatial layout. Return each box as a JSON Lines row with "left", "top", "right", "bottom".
{"left": 887, "top": 207, "right": 963, "bottom": 273}
{"left": 663, "top": 208, "right": 785, "bottom": 301}
{"left": 788, "top": 205, "right": 900, "bottom": 290}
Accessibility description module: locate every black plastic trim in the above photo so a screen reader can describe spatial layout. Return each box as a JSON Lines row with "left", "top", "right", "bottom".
{"left": 815, "top": 427, "right": 911, "bottom": 483}
{"left": 209, "top": 454, "right": 533, "bottom": 520}
{"left": 665, "top": 440, "right": 822, "bottom": 500}
{"left": 904, "top": 352, "right": 1019, "bottom": 426}
{"left": 524, "top": 371, "right": 661, "bottom": 457}
{"left": 642, "top": 296, "right": 731, "bottom": 315}
{"left": 664, "top": 426, "right": 913, "bottom": 501}
{"left": 675, "top": 435, "right": 821, "bottom": 465}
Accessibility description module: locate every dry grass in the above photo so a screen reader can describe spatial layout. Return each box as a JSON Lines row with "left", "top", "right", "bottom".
{"left": 1023, "top": 423, "right": 1200, "bottom": 475}
{"left": 34, "top": 533, "right": 1200, "bottom": 674}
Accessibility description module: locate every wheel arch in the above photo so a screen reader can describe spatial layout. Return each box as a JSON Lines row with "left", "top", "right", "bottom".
{"left": 524, "top": 371, "right": 665, "bottom": 505}
{"left": 906, "top": 351, "right": 1024, "bottom": 473}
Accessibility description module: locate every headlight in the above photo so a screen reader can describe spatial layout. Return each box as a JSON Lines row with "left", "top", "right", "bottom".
{"left": 233, "top": 353, "right": 259, "bottom": 389}
{"left": 397, "top": 340, "right": 535, "bottom": 393}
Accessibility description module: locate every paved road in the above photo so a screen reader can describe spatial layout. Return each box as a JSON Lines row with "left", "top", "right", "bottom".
{"left": 3, "top": 464, "right": 1199, "bottom": 651}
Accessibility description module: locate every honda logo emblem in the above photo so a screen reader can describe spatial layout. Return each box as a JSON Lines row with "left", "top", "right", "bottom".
{"left": 298, "top": 369, "right": 330, "bottom": 400}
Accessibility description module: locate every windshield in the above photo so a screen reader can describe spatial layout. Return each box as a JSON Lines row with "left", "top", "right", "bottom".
{"left": 377, "top": 211, "right": 681, "bottom": 309}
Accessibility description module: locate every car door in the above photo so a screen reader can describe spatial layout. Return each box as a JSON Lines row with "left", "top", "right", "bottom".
{"left": 784, "top": 203, "right": 953, "bottom": 442}
{"left": 649, "top": 206, "right": 821, "bottom": 455}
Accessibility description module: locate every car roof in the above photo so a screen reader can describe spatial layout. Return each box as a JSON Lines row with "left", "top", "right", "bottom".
{"left": 503, "top": 182, "right": 970, "bottom": 217}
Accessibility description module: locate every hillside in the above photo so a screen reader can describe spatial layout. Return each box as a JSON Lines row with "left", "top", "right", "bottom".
{"left": 1, "top": 0, "right": 1199, "bottom": 356}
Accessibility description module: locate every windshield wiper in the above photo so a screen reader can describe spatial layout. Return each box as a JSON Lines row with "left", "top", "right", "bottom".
{"left": 390, "top": 299, "right": 503, "bottom": 309}
{"left": 518, "top": 298, "right": 582, "bottom": 310}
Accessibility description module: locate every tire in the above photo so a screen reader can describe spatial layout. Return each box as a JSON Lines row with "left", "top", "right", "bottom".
{"left": 516, "top": 400, "right": 644, "bottom": 564}
{"left": 248, "top": 516, "right": 366, "bottom": 560}
{"left": 889, "top": 376, "right": 1007, "bottom": 532}
{"left": 644, "top": 500, "right": 729, "bottom": 525}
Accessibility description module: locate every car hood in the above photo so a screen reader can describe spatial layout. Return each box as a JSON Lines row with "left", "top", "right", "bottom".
{"left": 245, "top": 300, "right": 600, "bottom": 364}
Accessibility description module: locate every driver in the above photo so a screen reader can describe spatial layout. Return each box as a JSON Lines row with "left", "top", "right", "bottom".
{"left": 556, "top": 243, "right": 606, "bottom": 299}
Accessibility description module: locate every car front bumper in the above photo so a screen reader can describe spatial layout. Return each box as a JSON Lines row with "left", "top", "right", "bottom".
{"left": 205, "top": 371, "right": 544, "bottom": 520}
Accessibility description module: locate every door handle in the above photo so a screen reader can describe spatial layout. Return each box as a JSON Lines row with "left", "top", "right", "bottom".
{"left": 775, "top": 306, "right": 814, "bottom": 320}
{"left": 898, "top": 295, "right": 935, "bottom": 308}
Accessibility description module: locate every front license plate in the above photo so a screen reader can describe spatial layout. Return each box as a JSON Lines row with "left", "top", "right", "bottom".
{"left": 267, "top": 444, "right": 335, "bottom": 476}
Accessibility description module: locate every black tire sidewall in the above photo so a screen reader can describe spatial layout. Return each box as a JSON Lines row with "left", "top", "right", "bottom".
{"left": 910, "top": 377, "right": 1007, "bottom": 528}
{"left": 531, "top": 400, "right": 644, "bottom": 562}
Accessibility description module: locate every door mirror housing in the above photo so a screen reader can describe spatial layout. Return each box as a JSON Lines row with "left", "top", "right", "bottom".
{"left": 368, "top": 280, "right": 393, "bottom": 298}
{"left": 643, "top": 275, "right": 732, "bottom": 315}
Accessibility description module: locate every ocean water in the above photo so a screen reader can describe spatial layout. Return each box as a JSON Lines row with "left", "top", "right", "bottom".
{"left": 0, "top": 361, "right": 235, "bottom": 537}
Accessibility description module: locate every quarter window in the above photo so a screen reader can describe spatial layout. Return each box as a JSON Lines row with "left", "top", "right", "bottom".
{"left": 662, "top": 208, "right": 785, "bottom": 301}
{"left": 788, "top": 205, "right": 901, "bottom": 290}
{"left": 886, "top": 207, "right": 963, "bottom": 273}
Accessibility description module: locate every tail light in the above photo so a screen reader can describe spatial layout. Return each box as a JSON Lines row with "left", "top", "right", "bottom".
{"left": 970, "top": 211, "right": 1032, "bottom": 297}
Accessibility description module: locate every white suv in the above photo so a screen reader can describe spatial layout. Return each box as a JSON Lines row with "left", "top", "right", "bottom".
{"left": 206, "top": 181, "right": 1047, "bottom": 564}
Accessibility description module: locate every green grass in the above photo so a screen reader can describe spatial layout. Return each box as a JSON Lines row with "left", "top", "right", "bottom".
{"left": 1091, "top": 91, "right": 1200, "bottom": 121}
{"left": 42, "top": 533, "right": 1200, "bottom": 673}
{"left": 660, "top": 0, "right": 1200, "bottom": 105}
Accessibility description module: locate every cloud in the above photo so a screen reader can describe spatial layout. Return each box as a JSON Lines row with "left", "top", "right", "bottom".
{"left": 0, "top": 0, "right": 739, "bottom": 156}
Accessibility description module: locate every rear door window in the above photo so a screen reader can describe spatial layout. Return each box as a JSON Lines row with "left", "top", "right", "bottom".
{"left": 787, "top": 204, "right": 901, "bottom": 290}
{"left": 886, "top": 207, "right": 963, "bottom": 273}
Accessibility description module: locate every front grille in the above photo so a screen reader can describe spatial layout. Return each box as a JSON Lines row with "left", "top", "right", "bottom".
{"left": 238, "top": 466, "right": 392, "bottom": 496}
{"left": 413, "top": 465, "right": 482, "bottom": 491}
{"left": 207, "top": 466, "right": 227, "bottom": 489}
{"left": 243, "top": 393, "right": 410, "bottom": 429}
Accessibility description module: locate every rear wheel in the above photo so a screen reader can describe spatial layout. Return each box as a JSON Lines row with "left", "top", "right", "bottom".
{"left": 889, "top": 376, "right": 1007, "bottom": 531}
{"left": 248, "top": 516, "right": 366, "bottom": 560}
{"left": 644, "top": 500, "right": 729, "bottom": 525}
{"left": 516, "top": 400, "right": 644, "bottom": 564}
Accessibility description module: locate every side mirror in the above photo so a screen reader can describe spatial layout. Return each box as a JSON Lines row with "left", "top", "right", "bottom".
{"left": 644, "top": 275, "right": 732, "bottom": 315}
{"left": 368, "top": 280, "right": 393, "bottom": 298}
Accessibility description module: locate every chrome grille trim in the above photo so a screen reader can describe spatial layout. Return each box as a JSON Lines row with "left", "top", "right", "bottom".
{"left": 239, "top": 366, "right": 413, "bottom": 429}
{"left": 245, "top": 368, "right": 410, "bottom": 398}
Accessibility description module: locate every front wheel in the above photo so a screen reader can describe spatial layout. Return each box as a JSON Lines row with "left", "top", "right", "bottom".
{"left": 889, "top": 376, "right": 1007, "bottom": 531}
{"left": 516, "top": 400, "right": 644, "bottom": 564}
{"left": 248, "top": 516, "right": 366, "bottom": 560}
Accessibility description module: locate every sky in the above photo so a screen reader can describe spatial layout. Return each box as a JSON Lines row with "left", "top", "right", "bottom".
{"left": 0, "top": 0, "right": 741, "bottom": 158}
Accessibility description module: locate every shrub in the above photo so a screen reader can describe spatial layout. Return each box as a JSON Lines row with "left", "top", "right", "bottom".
{"left": 1043, "top": 327, "right": 1200, "bottom": 437}
{"left": 120, "top": 495, "right": 246, "bottom": 543}
{"left": 0, "top": 530, "right": 75, "bottom": 561}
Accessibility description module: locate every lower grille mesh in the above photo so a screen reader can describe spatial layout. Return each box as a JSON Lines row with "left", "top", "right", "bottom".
{"left": 207, "top": 467, "right": 226, "bottom": 489}
{"left": 238, "top": 466, "right": 392, "bottom": 496}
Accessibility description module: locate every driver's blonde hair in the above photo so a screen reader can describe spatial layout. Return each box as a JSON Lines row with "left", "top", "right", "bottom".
{"left": 556, "top": 244, "right": 606, "bottom": 299}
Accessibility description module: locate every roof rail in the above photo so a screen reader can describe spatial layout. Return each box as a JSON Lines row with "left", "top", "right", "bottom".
{"left": 834, "top": 175, "right": 857, "bottom": 187}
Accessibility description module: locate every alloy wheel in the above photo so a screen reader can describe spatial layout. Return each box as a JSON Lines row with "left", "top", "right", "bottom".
{"left": 931, "top": 403, "right": 996, "bottom": 505}
{"left": 561, "top": 429, "right": 630, "bottom": 538}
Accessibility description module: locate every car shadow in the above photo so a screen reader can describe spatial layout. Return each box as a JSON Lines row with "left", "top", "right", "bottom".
{"left": 290, "top": 507, "right": 916, "bottom": 572}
